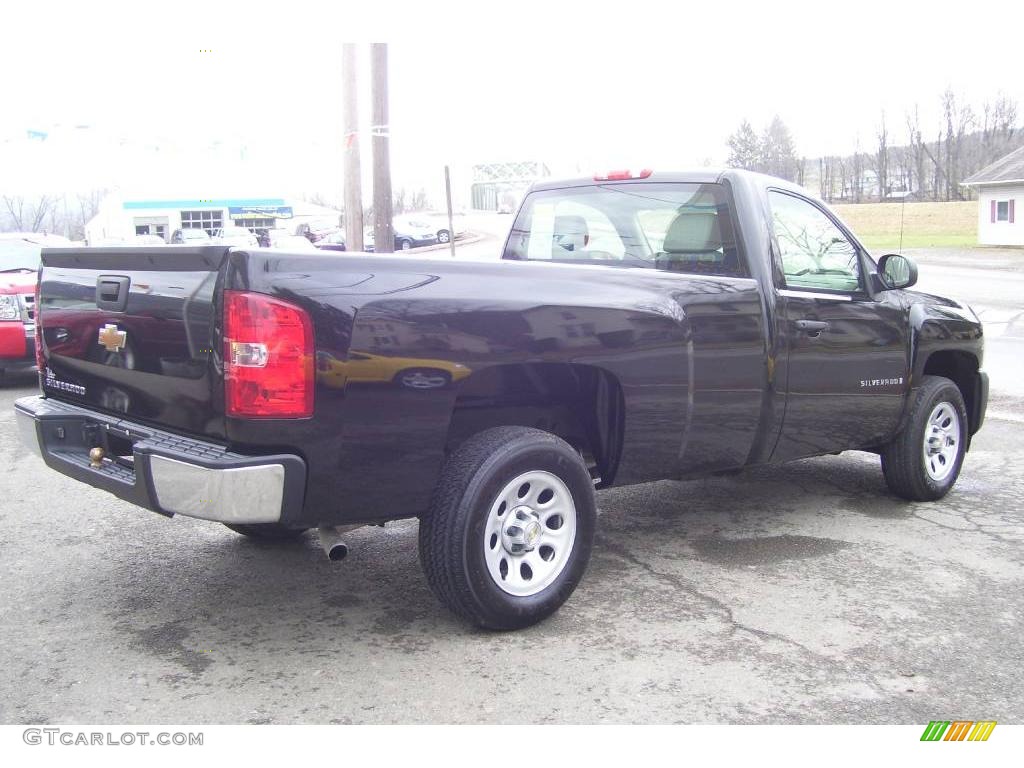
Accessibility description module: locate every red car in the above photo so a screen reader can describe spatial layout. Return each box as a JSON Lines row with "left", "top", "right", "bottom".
{"left": 0, "top": 233, "right": 70, "bottom": 379}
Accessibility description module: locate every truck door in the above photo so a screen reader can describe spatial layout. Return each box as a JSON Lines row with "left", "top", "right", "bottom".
{"left": 767, "top": 190, "right": 909, "bottom": 461}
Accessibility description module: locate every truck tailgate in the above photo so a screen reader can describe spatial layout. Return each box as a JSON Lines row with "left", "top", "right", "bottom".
{"left": 37, "top": 246, "right": 230, "bottom": 439}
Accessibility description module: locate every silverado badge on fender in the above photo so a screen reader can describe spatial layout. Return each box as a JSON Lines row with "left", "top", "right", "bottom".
{"left": 98, "top": 324, "right": 127, "bottom": 353}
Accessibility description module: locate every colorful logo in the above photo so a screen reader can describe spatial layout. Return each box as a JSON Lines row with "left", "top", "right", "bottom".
{"left": 920, "top": 721, "right": 996, "bottom": 741}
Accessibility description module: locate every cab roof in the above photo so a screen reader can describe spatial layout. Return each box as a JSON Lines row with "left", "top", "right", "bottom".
{"left": 527, "top": 168, "right": 807, "bottom": 196}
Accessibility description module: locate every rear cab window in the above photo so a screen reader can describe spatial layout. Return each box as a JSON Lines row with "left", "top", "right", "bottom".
{"left": 503, "top": 182, "right": 747, "bottom": 278}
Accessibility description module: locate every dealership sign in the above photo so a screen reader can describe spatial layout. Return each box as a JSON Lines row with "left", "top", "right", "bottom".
{"left": 228, "top": 205, "right": 293, "bottom": 220}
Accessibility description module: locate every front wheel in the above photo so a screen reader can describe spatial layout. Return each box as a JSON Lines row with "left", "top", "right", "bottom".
{"left": 398, "top": 238, "right": 413, "bottom": 250}
{"left": 418, "top": 426, "right": 596, "bottom": 630}
{"left": 881, "top": 375, "right": 968, "bottom": 501}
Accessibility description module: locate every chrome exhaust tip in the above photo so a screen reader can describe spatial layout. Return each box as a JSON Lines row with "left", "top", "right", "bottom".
{"left": 318, "top": 525, "right": 361, "bottom": 561}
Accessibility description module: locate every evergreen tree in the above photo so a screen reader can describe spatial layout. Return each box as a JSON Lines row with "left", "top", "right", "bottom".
{"left": 760, "top": 116, "right": 800, "bottom": 181}
{"left": 726, "top": 120, "right": 761, "bottom": 171}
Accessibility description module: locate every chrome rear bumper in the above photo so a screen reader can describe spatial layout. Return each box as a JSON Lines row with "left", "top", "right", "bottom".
{"left": 15, "top": 396, "right": 305, "bottom": 525}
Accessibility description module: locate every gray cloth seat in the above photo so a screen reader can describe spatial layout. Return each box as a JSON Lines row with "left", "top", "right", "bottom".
{"left": 657, "top": 211, "right": 734, "bottom": 274}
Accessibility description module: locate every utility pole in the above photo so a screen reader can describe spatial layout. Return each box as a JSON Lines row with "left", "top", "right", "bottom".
{"left": 342, "top": 43, "right": 364, "bottom": 252}
{"left": 370, "top": 43, "right": 394, "bottom": 253}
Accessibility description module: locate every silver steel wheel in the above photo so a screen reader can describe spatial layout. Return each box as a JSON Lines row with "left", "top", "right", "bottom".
{"left": 483, "top": 470, "right": 577, "bottom": 597}
{"left": 922, "top": 401, "right": 960, "bottom": 482}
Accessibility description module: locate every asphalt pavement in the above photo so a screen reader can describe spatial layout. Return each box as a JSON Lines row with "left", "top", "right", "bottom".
{"left": 1, "top": 243, "right": 1021, "bottom": 724}
{"left": 1, "top": 365, "right": 1021, "bottom": 724}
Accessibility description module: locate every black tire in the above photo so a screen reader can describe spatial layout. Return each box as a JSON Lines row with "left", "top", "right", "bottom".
{"left": 398, "top": 238, "right": 413, "bottom": 250}
{"left": 419, "top": 426, "right": 596, "bottom": 630}
{"left": 224, "top": 523, "right": 309, "bottom": 540}
{"left": 881, "top": 375, "right": 968, "bottom": 501}
{"left": 437, "top": 229, "right": 451, "bottom": 243}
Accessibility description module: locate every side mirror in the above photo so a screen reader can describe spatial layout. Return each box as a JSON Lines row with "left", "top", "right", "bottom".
{"left": 878, "top": 253, "right": 918, "bottom": 290}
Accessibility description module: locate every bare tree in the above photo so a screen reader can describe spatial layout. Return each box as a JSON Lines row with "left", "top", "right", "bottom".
{"left": 392, "top": 188, "right": 407, "bottom": 214}
{"left": 410, "top": 188, "right": 430, "bottom": 211}
{"left": 851, "top": 138, "right": 864, "bottom": 203}
{"left": 979, "top": 94, "right": 1018, "bottom": 167}
{"left": 870, "top": 112, "right": 889, "bottom": 201}
{"left": 941, "top": 89, "right": 974, "bottom": 200}
{"left": 2, "top": 195, "right": 55, "bottom": 232}
{"left": 818, "top": 156, "right": 835, "bottom": 201}
{"left": 905, "top": 107, "right": 927, "bottom": 198}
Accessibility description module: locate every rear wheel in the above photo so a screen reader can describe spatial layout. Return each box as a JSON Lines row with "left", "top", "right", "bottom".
{"left": 225, "top": 523, "right": 309, "bottom": 540}
{"left": 881, "top": 375, "right": 967, "bottom": 501}
{"left": 418, "top": 426, "right": 596, "bottom": 630}
{"left": 437, "top": 229, "right": 451, "bottom": 243}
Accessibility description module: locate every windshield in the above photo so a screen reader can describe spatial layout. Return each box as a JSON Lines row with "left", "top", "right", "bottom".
{"left": 503, "top": 182, "right": 746, "bottom": 277}
{"left": 0, "top": 239, "right": 41, "bottom": 271}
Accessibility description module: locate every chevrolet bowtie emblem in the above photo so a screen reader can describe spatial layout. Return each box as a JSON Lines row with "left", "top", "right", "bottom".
{"left": 98, "top": 324, "right": 127, "bottom": 353}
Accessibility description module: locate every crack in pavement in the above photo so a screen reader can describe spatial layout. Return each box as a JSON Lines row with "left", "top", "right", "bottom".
{"left": 594, "top": 533, "right": 824, "bottom": 660}
{"left": 912, "top": 510, "right": 1024, "bottom": 546}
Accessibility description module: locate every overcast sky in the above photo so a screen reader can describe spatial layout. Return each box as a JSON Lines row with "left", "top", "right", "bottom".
{"left": 2, "top": 0, "right": 1020, "bottom": 203}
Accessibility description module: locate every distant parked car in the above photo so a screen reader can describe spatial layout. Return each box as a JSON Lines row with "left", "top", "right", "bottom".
{"left": 132, "top": 234, "right": 166, "bottom": 245}
{"left": 268, "top": 233, "right": 319, "bottom": 251}
{"left": 401, "top": 213, "right": 467, "bottom": 244}
{"left": 314, "top": 231, "right": 347, "bottom": 252}
{"left": 170, "top": 228, "right": 212, "bottom": 245}
{"left": 211, "top": 226, "right": 258, "bottom": 248}
{"left": 362, "top": 221, "right": 439, "bottom": 252}
{"left": 296, "top": 220, "right": 341, "bottom": 244}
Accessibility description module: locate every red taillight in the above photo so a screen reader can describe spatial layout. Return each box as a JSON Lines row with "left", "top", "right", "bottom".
{"left": 223, "top": 290, "right": 314, "bottom": 418}
{"left": 594, "top": 169, "right": 653, "bottom": 181}
{"left": 34, "top": 279, "right": 44, "bottom": 371}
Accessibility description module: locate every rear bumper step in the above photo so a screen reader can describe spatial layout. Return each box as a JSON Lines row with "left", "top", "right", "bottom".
{"left": 15, "top": 395, "right": 306, "bottom": 525}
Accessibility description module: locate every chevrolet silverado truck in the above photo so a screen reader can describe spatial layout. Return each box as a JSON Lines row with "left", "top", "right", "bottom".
{"left": 15, "top": 170, "right": 987, "bottom": 629}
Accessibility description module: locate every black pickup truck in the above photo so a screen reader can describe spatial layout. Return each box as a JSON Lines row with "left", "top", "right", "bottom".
{"left": 16, "top": 169, "right": 987, "bottom": 629}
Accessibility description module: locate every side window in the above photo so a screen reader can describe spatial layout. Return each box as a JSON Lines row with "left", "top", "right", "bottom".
{"left": 768, "top": 191, "right": 862, "bottom": 293}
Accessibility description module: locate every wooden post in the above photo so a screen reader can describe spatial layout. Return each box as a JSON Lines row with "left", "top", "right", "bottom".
{"left": 342, "top": 43, "right": 364, "bottom": 252}
{"left": 445, "top": 165, "right": 456, "bottom": 258}
{"left": 370, "top": 43, "right": 394, "bottom": 253}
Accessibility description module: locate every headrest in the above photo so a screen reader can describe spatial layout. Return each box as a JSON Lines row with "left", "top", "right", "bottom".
{"left": 553, "top": 215, "right": 588, "bottom": 237}
{"left": 662, "top": 211, "right": 722, "bottom": 253}
{"left": 552, "top": 214, "right": 589, "bottom": 253}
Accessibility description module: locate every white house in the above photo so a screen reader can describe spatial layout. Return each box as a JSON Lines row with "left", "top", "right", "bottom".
{"left": 962, "top": 146, "right": 1024, "bottom": 246}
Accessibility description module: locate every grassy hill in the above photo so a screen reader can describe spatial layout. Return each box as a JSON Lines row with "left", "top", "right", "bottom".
{"left": 831, "top": 201, "right": 977, "bottom": 252}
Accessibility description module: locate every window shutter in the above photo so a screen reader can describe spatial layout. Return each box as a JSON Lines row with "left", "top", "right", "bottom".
{"left": 991, "top": 200, "right": 997, "bottom": 223}
{"left": 1011, "top": 200, "right": 1016, "bottom": 224}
